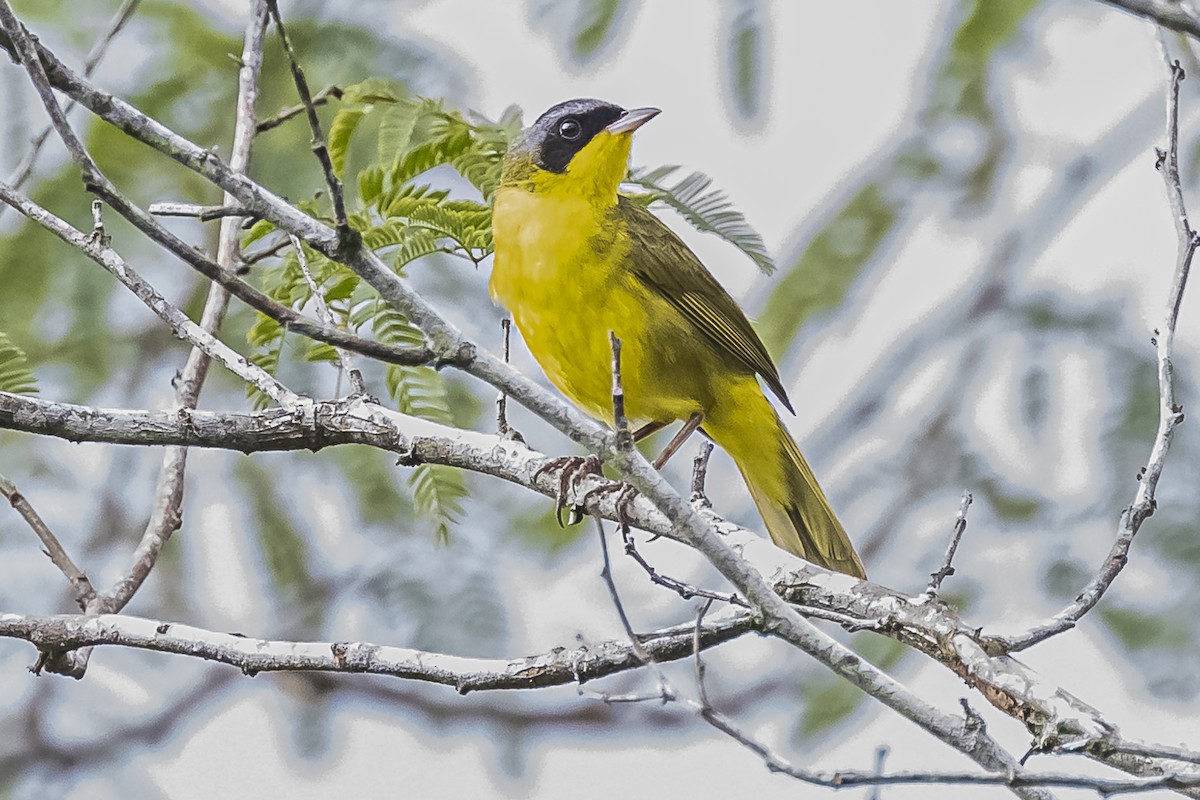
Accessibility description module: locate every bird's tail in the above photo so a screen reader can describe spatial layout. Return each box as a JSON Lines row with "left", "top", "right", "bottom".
{"left": 703, "top": 376, "right": 866, "bottom": 579}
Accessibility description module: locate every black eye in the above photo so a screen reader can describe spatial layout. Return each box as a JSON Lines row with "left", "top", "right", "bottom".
{"left": 558, "top": 118, "right": 582, "bottom": 140}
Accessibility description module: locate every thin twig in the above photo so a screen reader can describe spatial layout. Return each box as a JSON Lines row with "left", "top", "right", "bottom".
{"left": 622, "top": 534, "right": 747, "bottom": 607}
{"left": 609, "top": 331, "right": 632, "bottom": 450}
{"left": 1101, "top": 0, "right": 1200, "bottom": 39}
{"left": 926, "top": 490, "right": 972, "bottom": 595}
{"left": 592, "top": 515, "right": 674, "bottom": 703}
{"left": 1000, "top": 58, "right": 1195, "bottom": 654}
{"left": 692, "top": 598, "right": 715, "bottom": 707}
{"left": 264, "top": 0, "right": 349, "bottom": 235}
{"left": 292, "top": 234, "right": 366, "bottom": 394}
{"left": 0, "top": 474, "right": 96, "bottom": 608}
{"left": 495, "top": 319, "right": 524, "bottom": 441}
{"left": 868, "top": 746, "right": 891, "bottom": 800}
{"left": 0, "top": 188, "right": 297, "bottom": 405}
{"left": 147, "top": 201, "right": 255, "bottom": 221}
{"left": 0, "top": 0, "right": 140, "bottom": 218}
{"left": 255, "top": 84, "right": 342, "bottom": 134}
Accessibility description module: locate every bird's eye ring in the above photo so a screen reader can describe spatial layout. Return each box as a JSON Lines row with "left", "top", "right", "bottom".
{"left": 558, "top": 118, "right": 582, "bottom": 140}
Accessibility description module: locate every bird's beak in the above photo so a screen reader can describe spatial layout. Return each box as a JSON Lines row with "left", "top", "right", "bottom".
{"left": 606, "top": 107, "right": 661, "bottom": 135}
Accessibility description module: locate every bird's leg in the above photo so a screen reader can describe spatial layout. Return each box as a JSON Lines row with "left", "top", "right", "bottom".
{"left": 651, "top": 413, "right": 704, "bottom": 470}
{"left": 533, "top": 454, "right": 603, "bottom": 527}
{"left": 579, "top": 414, "right": 706, "bottom": 537}
{"left": 632, "top": 420, "right": 667, "bottom": 442}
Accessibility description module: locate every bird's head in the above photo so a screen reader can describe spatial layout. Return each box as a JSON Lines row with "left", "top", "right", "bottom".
{"left": 501, "top": 98, "right": 660, "bottom": 201}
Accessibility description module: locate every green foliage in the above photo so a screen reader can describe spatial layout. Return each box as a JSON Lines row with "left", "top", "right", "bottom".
{"left": 571, "top": 0, "right": 628, "bottom": 59}
{"left": 0, "top": 333, "right": 38, "bottom": 395}
{"left": 726, "top": 0, "right": 765, "bottom": 121}
{"left": 332, "top": 445, "right": 415, "bottom": 525}
{"left": 977, "top": 478, "right": 1041, "bottom": 521}
{"left": 762, "top": 182, "right": 898, "bottom": 353}
{"left": 1101, "top": 606, "right": 1191, "bottom": 653}
{"left": 372, "top": 304, "right": 467, "bottom": 544}
{"left": 627, "top": 165, "right": 774, "bottom": 274}
{"left": 235, "top": 459, "right": 322, "bottom": 628}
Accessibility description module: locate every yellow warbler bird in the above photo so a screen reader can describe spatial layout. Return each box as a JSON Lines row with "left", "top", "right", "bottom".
{"left": 489, "top": 99, "right": 865, "bottom": 578}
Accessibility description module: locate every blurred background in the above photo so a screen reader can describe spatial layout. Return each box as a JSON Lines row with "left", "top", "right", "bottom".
{"left": 1, "top": 1, "right": 1198, "bottom": 798}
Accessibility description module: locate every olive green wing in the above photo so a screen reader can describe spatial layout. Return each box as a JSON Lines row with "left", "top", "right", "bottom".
{"left": 617, "top": 196, "right": 793, "bottom": 412}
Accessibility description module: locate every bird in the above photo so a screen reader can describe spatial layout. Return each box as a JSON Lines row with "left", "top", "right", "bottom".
{"left": 489, "top": 98, "right": 865, "bottom": 579}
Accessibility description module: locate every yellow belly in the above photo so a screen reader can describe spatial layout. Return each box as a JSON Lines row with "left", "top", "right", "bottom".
{"left": 490, "top": 187, "right": 702, "bottom": 425}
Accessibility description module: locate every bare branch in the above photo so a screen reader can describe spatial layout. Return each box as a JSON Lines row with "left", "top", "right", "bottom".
{"left": 926, "top": 490, "right": 972, "bottom": 595}
{"left": 264, "top": 0, "right": 349, "bottom": 235}
{"left": 0, "top": 184, "right": 299, "bottom": 407}
{"left": 689, "top": 440, "right": 714, "bottom": 503}
{"left": 97, "top": 0, "right": 273, "bottom": 630}
{"left": 0, "top": 474, "right": 95, "bottom": 609}
{"left": 0, "top": 0, "right": 140, "bottom": 216}
{"left": 292, "top": 234, "right": 366, "bottom": 395}
{"left": 0, "top": 609, "right": 754, "bottom": 691}
{"left": 5, "top": 388, "right": 1196, "bottom": 786}
{"left": 147, "top": 201, "right": 256, "bottom": 220}
{"left": 254, "top": 84, "right": 342, "bottom": 134}
{"left": 1100, "top": 0, "right": 1200, "bottom": 39}
{"left": 1001, "top": 58, "right": 1195, "bottom": 654}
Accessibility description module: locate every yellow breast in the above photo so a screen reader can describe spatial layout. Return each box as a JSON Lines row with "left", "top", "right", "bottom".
{"left": 490, "top": 185, "right": 705, "bottom": 425}
{"left": 490, "top": 186, "right": 616, "bottom": 418}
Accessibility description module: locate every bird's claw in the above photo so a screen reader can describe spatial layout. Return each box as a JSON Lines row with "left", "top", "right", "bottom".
{"left": 533, "top": 454, "right": 603, "bottom": 526}
{"left": 580, "top": 481, "right": 640, "bottom": 543}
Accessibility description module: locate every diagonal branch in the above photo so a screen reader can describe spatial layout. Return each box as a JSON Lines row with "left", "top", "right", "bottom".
{"left": 0, "top": 474, "right": 96, "bottom": 608}
{"left": 0, "top": 182, "right": 299, "bottom": 407}
{"left": 265, "top": 0, "right": 349, "bottom": 235}
{"left": 0, "top": 0, "right": 140, "bottom": 218}
{"left": 97, "top": 0, "right": 271, "bottom": 631}
{"left": 2, "top": 391, "right": 1197, "bottom": 789}
{"left": 1100, "top": 0, "right": 1200, "bottom": 38}
{"left": 1001, "top": 58, "right": 1196, "bottom": 654}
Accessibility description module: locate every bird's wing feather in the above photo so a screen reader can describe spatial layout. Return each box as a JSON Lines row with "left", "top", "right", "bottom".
{"left": 617, "top": 196, "right": 793, "bottom": 412}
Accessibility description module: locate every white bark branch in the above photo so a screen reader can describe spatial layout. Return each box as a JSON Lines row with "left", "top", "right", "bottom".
{"left": 0, "top": 609, "right": 753, "bottom": 691}
{"left": 4, "top": 389, "right": 1195, "bottom": 792}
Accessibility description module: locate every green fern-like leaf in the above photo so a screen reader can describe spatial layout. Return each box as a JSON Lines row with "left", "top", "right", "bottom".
{"left": 0, "top": 332, "right": 37, "bottom": 394}
{"left": 627, "top": 165, "right": 775, "bottom": 274}
{"left": 246, "top": 345, "right": 281, "bottom": 410}
{"left": 406, "top": 202, "right": 493, "bottom": 252}
{"left": 328, "top": 106, "right": 365, "bottom": 178}
{"left": 389, "top": 125, "right": 474, "bottom": 188}
{"left": 377, "top": 98, "right": 422, "bottom": 168}
{"left": 369, "top": 304, "right": 466, "bottom": 542}
{"left": 391, "top": 230, "right": 450, "bottom": 271}
{"left": 242, "top": 218, "right": 277, "bottom": 248}
{"left": 409, "top": 463, "right": 464, "bottom": 545}
{"left": 358, "top": 165, "right": 385, "bottom": 206}
{"left": 304, "top": 341, "right": 340, "bottom": 364}
{"left": 379, "top": 184, "right": 450, "bottom": 221}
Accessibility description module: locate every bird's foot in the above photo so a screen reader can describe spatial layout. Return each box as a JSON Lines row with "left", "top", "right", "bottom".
{"left": 533, "top": 454, "right": 603, "bottom": 526}
{"left": 580, "top": 481, "right": 640, "bottom": 542}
